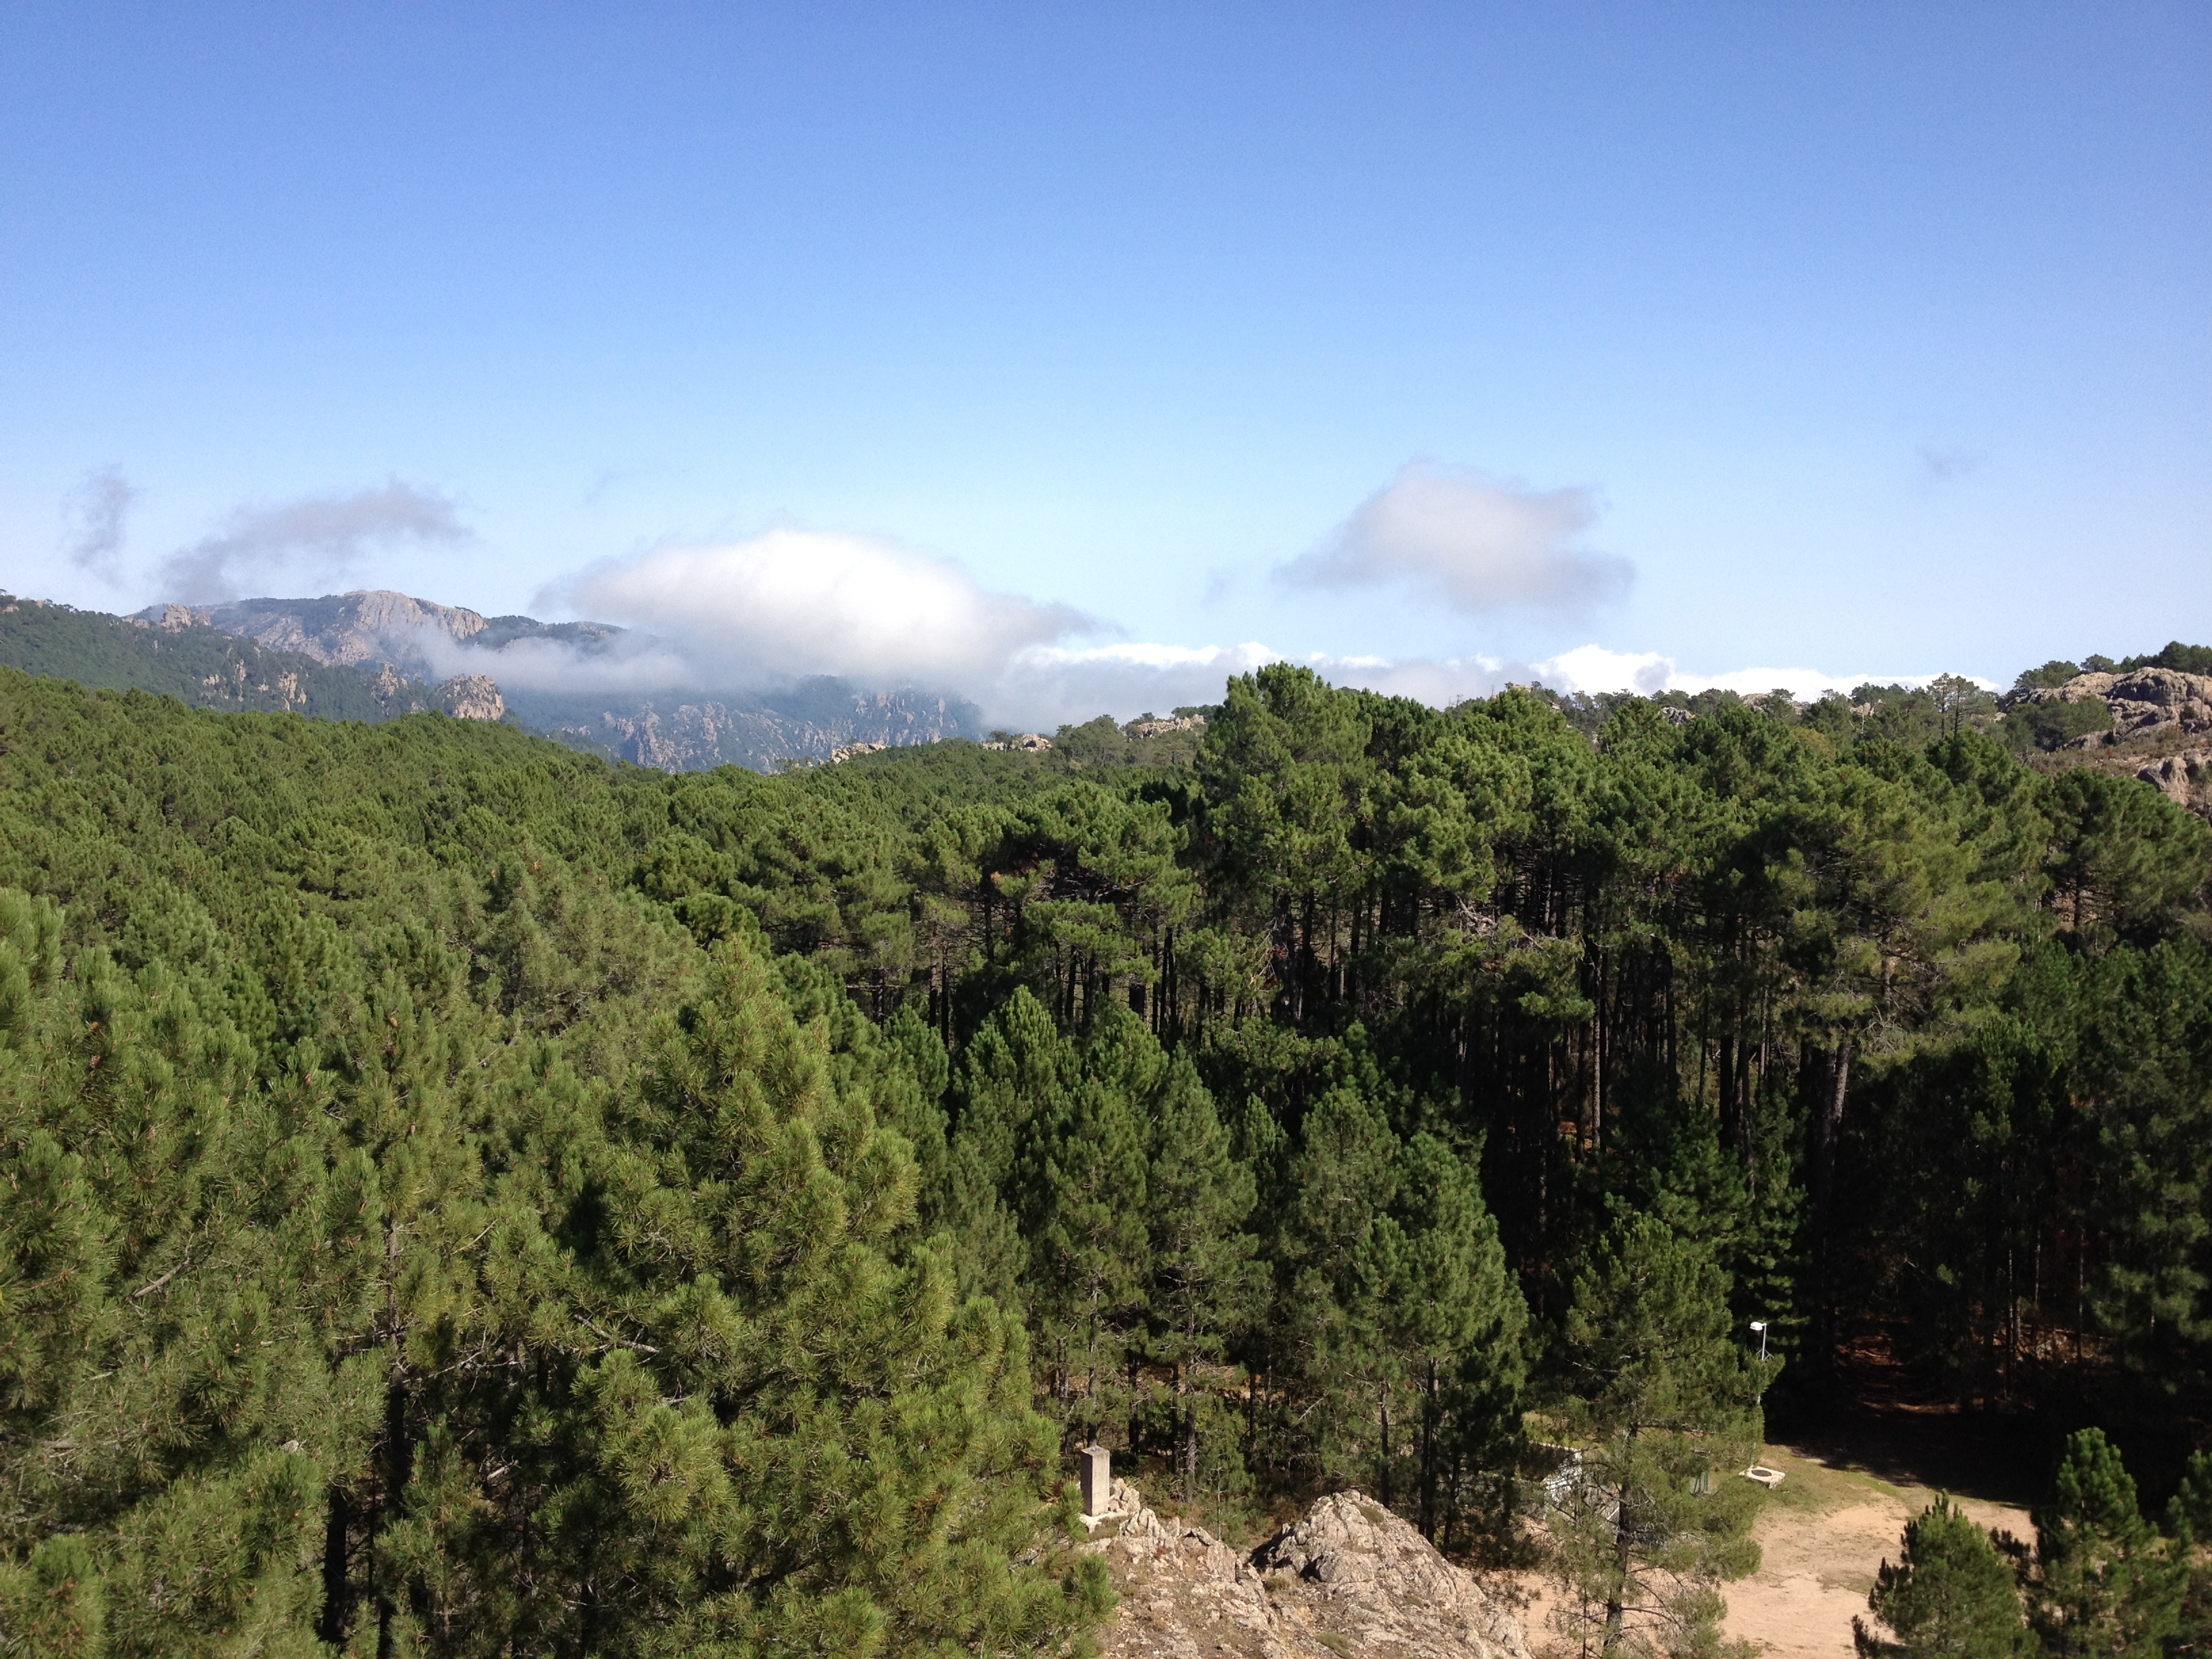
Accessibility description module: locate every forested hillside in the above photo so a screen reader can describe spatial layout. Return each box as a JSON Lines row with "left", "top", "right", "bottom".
{"left": 1, "top": 661, "right": 2207, "bottom": 1655}
{"left": 0, "top": 596, "right": 415, "bottom": 722}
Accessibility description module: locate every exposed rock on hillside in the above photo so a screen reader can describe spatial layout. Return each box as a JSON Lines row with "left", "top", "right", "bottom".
{"left": 2024, "top": 668, "right": 2212, "bottom": 745}
{"left": 2007, "top": 667, "right": 2212, "bottom": 816}
{"left": 1, "top": 595, "right": 409, "bottom": 721}
{"left": 2137, "top": 751, "right": 2212, "bottom": 811}
{"left": 142, "top": 590, "right": 492, "bottom": 670}
{"left": 1085, "top": 1479, "right": 1529, "bottom": 1659}
{"left": 436, "top": 674, "right": 505, "bottom": 721}
{"left": 369, "top": 662, "right": 430, "bottom": 716}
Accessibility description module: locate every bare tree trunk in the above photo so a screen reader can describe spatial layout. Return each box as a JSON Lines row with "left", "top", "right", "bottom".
{"left": 1379, "top": 1395, "right": 1393, "bottom": 1511}
{"left": 1601, "top": 1425, "right": 1639, "bottom": 1656}
{"left": 1178, "top": 1351, "right": 1195, "bottom": 1503}
{"left": 1420, "top": 1357, "right": 1437, "bottom": 1539}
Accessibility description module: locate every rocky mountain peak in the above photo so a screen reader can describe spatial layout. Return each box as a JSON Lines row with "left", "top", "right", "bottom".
{"left": 135, "top": 589, "right": 490, "bottom": 672}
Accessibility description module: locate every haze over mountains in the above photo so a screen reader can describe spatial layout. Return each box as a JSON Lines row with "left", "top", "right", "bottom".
{"left": 5, "top": 579, "right": 2207, "bottom": 821}
{"left": 127, "top": 586, "right": 984, "bottom": 769}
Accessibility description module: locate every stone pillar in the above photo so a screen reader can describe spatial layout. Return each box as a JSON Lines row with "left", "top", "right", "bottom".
{"left": 1080, "top": 1443, "right": 1111, "bottom": 1517}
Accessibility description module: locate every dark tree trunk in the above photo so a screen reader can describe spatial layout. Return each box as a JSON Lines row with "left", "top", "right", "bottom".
{"left": 1808, "top": 1040, "right": 1854, "bottom": 1350}
{"left": 1379, "top": 1395, "right": 1393, "bottom": 1511}
{"left": 318, "top": 1484, "right": 352, "bottom": 1645}
{"left": 375, "top": 1366, "right": 411, "bottom": 1659}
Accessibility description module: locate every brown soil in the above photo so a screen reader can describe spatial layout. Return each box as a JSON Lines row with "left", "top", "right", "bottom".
{"left": 1716, "top": 1442, "right": 2030, "bottom": 1659}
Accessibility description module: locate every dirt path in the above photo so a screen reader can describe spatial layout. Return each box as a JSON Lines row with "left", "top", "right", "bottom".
{"left": 1502, "top": 1441, "right": 2033, "bottom": 1659}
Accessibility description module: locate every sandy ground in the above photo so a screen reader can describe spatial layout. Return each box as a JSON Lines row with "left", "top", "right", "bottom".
{"left": 1500, "top": 1441, "right": 2033, "bottom": 1659}
{"left": 1717, "top": 1443, "right": 2030, "bottom": 1659}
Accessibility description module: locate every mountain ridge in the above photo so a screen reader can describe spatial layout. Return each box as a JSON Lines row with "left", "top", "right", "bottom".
{"left": 85, "top": 586, "right": 984, "bottom": 769}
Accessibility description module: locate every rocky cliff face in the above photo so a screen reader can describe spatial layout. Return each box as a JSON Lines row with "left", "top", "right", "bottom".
{"left": 142, "top": 590, "right": 492, "bottom": 672}
{"left": 2024, "top": 667, "right": 2212, "bottom": 745}
{"left": 1085, "top": 1479, "right": 1530, "bottom": 1659}
{"left": 2017, "top": 667, "right": 2212, "bottom": 815}
{"left": 436, "top": 674, "right": 506, "bottom": 721}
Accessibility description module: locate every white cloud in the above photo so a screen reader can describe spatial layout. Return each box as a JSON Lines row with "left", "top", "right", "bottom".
{"left": 160, "top": 480, "right": 468, "bottom": 602}
{"left": 1528, "top": 644, "right": 1675, "bottom": 695}
{"left": 991, "top": 640, "right": 1280, "bottom": 729}
{"left": 491, "top": 518, "right": 1983, "bottom": 733}
{"left": 1282, "top": 462, "right": 1633, "bottom": 613}
{"left": 409, "top": 629, "right": 701, "bottom": 697}
{"left": 559, "top": 529, "right": 1089, "bottom": 687}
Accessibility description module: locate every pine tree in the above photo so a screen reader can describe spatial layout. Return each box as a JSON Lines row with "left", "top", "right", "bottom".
{"left": 1363, "top": 1132, "right": 1528, "bottom": 1551}
{"left": 1853, "top": 1496, "right": 2028, "bottom": 1659}
{"left": 1143, "top": 1052, "right": 1262, "bottom": 1504}
{"left": 947, "top": 987, "right": 1072, "bottom": 1312}
{"left": 1026, "top": 1073, "right": 1151, "bottom": 1442}
{"left": 2028, "top": 1429, "right": 2183, "bottom": 1659}
{"left": 0, "top": 1534, "right": 102, "bottom": 1658}
{"left": 2171, "top": 1450, "right": 2212, "bottom": 1659}
{"left": 1549, "top": 1213, "right": 1769, "bottom": 1659}
{"left": 1279, "top": 1083, "right": 1400, "bottom": 1494}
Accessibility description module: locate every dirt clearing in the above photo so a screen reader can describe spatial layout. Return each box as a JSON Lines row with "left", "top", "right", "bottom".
{"left": 1500, "top": 1439, "right": 2033, "bottom": 1659}
{"left": 1718, "top": 1443, "right": 2030, "bottom": 1659}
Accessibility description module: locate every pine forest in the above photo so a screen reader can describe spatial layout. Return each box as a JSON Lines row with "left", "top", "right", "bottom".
{"left": 0, "top": 659, "right": 2208, "bottom": 1656}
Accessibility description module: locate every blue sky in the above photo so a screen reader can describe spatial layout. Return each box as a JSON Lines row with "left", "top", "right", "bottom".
{"left": 2, "top": 3, "right": 2207, "bottom": 718}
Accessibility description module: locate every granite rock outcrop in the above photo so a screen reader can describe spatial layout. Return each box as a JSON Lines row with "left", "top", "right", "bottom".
{"left": 1085, "top": 1479, "right": 1530, "bottom": 1659}
{"left": 141, "top": 590, "right": 491, "bottom": 671}
{"left": 2137, "top": 751, "right": 2212, "bottom": 811}
{"left": 436, "top": 674, "right": 506, "bottom": 721}
{"left": 2023, "top": 667, "right": 2212, "bottom": 746}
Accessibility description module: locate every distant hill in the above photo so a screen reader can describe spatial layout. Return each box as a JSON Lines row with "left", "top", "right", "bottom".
{"left": 0, "top": 592, "right": 424, "bottom": 722}
{"left": 506, "top": 681, "right": 984, "bottom": 771}
{"left": 138, "top": 590, "right": 626, "bottom": 678}
{"left": 123, "top": 587, "right": 984, "bottom": 769}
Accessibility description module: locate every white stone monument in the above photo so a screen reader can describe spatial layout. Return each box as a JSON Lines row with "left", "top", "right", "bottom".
{"left": 1080, "top": 1443, "right": 1111, "bottom": 1517}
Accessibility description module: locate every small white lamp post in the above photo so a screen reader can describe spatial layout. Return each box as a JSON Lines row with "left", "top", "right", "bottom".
{"left": 1739, "top": 1319, "right": 1786, "bottom": 1489}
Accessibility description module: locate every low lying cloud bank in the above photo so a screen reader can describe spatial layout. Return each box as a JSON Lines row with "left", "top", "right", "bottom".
{"left": 982, "top": 643, "right": 1986, "bottom": 730}
{"left": 1523, "top": 644, "right": 1994, "bottom": 701}
{"left": 557, "top": 530, "right": 1089, "bottom": 687}
{"left": 436, "top": 526, "right": 1979, "bottom": 728}
{"left": 148, "top": 476, "right": 1983, "bottom": 736}
{"left": 989, "top": 642, "right": 1282, "bottom": 730}
{"left": 408, "top": 628, "right": 699, "bottom": 697}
